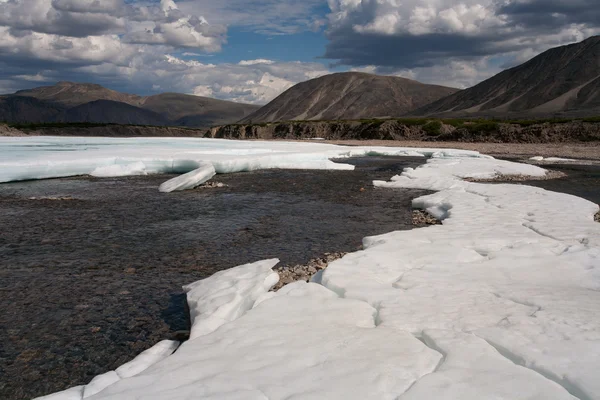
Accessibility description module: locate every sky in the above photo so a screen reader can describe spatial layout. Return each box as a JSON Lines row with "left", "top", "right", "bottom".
{"left": 0, "top": 0, "right": 599, "bottom": 104}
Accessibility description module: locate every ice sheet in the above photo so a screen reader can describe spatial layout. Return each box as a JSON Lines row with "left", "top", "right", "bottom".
{"left": 29, "top": 142, "right": 599, "bottom": 400}
{"left": 0, "top": 137, "right": 487, "bottom": 191}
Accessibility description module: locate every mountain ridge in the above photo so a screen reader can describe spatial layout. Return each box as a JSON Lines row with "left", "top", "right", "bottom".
{"left": 412, "top": 36, "right": 600, "bottom": 117}
{"left": 3, "top": 82, "right": 260, "bottom": 128}
{"left": 239, "top": 72, "right": 460, "bottom": 123}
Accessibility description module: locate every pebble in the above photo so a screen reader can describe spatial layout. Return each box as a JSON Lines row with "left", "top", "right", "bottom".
{"left": 465, "top": 170, "right": 566, "bottom": 183}
{"left": 199, "top": 181, "right": 227, "bottom": 188}
{"left": 412, "top": 210, "right": 442, "bottom": 227}
{"left": 272, "top": 252, "right": 347, "bottom": 291}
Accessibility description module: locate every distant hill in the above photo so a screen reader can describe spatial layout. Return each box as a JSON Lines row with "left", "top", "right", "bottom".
{"left": 54, "top": 100, "right": 169, "bottom": 126}
{"left": 14, "top": 81, "right": 143, "bottom": 108}
{"left": 0, "top": 96, "right": 65, "bottom": 123}
{"left": 413, "top": 36, "right": 600, "bottom": 118}
{"left": 140, "top": 93, "right": 260, "bottom": 127}
{"left": 239, "top": 72, "right": 459, "bottom": 123}
{"left": 3, "top": 82, "right": 260, "bottom": 128}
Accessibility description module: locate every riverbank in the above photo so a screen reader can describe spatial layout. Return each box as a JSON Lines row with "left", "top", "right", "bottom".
{"left": 3, "top": 119, "right": 600, "bottom": 144}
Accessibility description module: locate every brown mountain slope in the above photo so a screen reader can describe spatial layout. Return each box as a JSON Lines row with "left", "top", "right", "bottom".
{"left": 239, "top": 72, "right": 459, "bottom": 123}
{"left": 14, "top": 81, "right": 143, "bottom": 108}
{"left": 53, "top": 100, "right": 170, "bottom": 126}
{"left": 6, "top": 82, "right": 260, "bottom": 127}
{"left": 0, "top": 96, "right": 65, "bottom": 123}
{"left": 141, "top": 93, "right": 260, "bottom": 126}
{"left": 413, "top": 36, "right": 600, "bottom": 117}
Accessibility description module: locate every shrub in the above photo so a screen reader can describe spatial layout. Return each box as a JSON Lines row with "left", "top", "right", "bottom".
{"left": 464, "top": 121, "right": 499, "bottom": 133}
{"left": 422, "top": 121, "right": 443, "bottom": 135}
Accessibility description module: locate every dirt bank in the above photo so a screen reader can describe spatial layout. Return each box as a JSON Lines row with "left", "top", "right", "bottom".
{"left": 4, "top": 120, "right": 600, "bottom": 143}
{"left": 207, "top": 120, "right": 600, "bottom": 143}
{"left": 0, "top": 124, "right": 25, "bottom": 136}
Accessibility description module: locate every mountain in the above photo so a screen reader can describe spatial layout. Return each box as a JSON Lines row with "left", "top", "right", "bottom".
{"left": 0, "top": 96, "right": 65, "bottom": 123}
{"left": 54, "top": 100, "right": 169, "bottom": 126}
{"left": 413, "top": 36, "right": 600, "bottom": 118}
{"left": 3, "top": 82, "right": 260, "bottom": 128}
{"left": 239, "top": 72, "right": 459, "bottom": 123}
{"left": 14, "top": 81, "right": 143, "bottom": 108}
{"left": 140, "top": 93, "right": 260, "bottom": 127}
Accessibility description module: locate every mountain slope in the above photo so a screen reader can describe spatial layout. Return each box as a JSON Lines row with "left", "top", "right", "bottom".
{"left": 54, "top": 100, "right": 170, "bottom": 126}
{"left": 14, "top": 81, "right": 143, "bottom": 108}
{"left": 239, "top": 72, "right": 459, "bottom": 123}
{"left": 6, "top": 82, "right": 260, "bottom": 127}
{"left": 413, "top": 36, "right": 600, "bottom": 117}
{"left": 141, "top": 93, "right": 260, "bottom": 126}
{"left": 0, "top": 96, "right": 65, "bottom": 123}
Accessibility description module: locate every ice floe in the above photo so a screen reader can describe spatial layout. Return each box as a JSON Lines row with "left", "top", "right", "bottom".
{"left": 530, "top": 156, "right": 578, "bottom": 162}
{"left": 0, "top": 137, "right": 487, "bottom": 191}
{"left": 24, "top": 140, "right": 599, "bottom": 400}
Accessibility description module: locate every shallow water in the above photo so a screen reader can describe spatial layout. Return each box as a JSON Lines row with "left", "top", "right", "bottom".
{"left": 0, "top": 156, "right": 430, "bottom": 400}
{"left": 520, "top": 163, "right": 600, "bottom": 205}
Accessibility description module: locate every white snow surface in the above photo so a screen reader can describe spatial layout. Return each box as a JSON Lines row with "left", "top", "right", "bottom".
{"left": 26, "top": 140, "right": 600, "bottom": 400}
{"left": 0, "top": 136, "right": 489, "bottom": 191}
{"left": 530, "top": 156, "right": 579, "bottom": 162}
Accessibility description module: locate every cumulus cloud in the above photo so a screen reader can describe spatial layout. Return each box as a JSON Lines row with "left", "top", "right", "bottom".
{"left": 0, "top": 0, "right": 126, "bottom": 37}
{"left": 0, "top": 0, "right": 225, "bottom": 50}
{"left": 178, "top": 0, "right": 326, "bottom": 35}
{"left": 123, "top": 0, "right": 225, "bottom": 50}
{"left": 238, "top": 59, "right": 276, "bottom": 66}
{"left": 324, "top": 0, "right": 600, "bottom": 70}
{"left": 120, "top": 55, "right": 330, "bottom": 104}
{"left": 0, "top": 0, "right": 330, "bottom": 104}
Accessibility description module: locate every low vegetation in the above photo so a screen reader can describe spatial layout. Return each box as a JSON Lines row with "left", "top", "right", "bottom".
{"left": 422, "top": 121, "right": 443, "bottom": 135}
{"left": 228, "top": 116, "right": 600, "bottom": 130}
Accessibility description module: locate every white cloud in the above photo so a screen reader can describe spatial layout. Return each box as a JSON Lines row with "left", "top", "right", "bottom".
{"left": 324, "top": 0, "right": 600, "bottom": 72}
{"left": 0, "top": 0, "right": 225, "bottom": 50}
{"left": 123, "top": 0, "right": 225, "bottom": 50}
{"left": 182, "top": 52, "right": 213, "bottom": 57}
{"left": 178, "top": 0, "right": 325, "bottom": 35}
{"left": 13, "top": 73, "right": 53, "bottom": 82}
{"left": 238, "top": 59, "right": 276, "bottom": 66}
{"left": 145, "top": 55, "right": 330, "bottom": 104}
{"left": 329, "top": 0, "right": 505, "bottom": 37}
